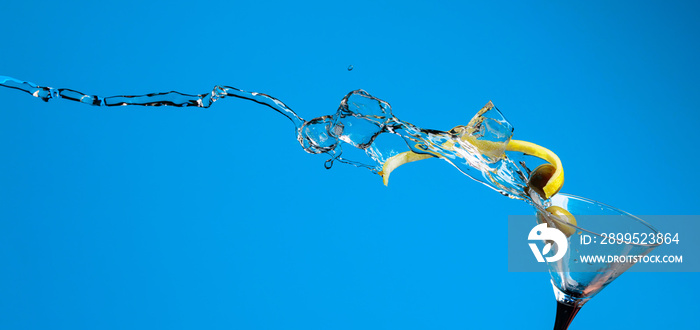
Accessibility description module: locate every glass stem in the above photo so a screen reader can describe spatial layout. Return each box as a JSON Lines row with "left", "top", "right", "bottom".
{"left": 553, "top": 300, "right": 581, "bottom": 330}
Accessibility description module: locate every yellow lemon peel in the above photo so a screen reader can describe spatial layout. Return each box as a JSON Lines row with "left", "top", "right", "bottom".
{"left": 378, "top": 100, "right": 563, "bottom": 198}
{"left": 380, "top": 138, "right": 564, "bottom": 199}
{"left": 378, "top": 150, "right": 433, "bottom": 186}
{"left": 461, "top": 134, "right": 509, "bottom": 159}
{"left": 505, "top": 140, "right": 564, "bottom": 199}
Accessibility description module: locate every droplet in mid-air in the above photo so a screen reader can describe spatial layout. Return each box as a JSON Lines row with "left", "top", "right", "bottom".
{"left": 347, "top": 65, "right": 353, "bottom": 71}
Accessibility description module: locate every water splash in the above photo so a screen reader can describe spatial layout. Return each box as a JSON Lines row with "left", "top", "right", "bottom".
{"left": 0, "top": 76, "right": 530, "bottom": 199}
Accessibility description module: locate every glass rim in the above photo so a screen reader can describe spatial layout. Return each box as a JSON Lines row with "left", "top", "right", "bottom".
{"left": 537, "top": 193, "right": 663, "bottom": 247}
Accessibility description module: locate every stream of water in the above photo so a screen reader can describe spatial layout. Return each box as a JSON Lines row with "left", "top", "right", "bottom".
{"left": 1, "top": 76, "right": 532, "bottom": 200}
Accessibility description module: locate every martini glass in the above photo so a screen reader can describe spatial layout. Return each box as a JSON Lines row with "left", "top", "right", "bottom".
{"left": 534, "top": 194, "right": 662, "bottom": 330}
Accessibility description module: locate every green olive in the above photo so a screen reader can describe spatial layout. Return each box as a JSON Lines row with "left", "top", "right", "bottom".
{"left": 537, "top": 205, "right": 577, "bottom": 237}
{"left": 527, "top": 163, "right": 559, "bottom": 199}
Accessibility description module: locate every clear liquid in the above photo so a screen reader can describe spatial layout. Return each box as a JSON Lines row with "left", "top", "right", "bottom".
{"left": 0, "top": 76, "right": 533, "bottom": 201}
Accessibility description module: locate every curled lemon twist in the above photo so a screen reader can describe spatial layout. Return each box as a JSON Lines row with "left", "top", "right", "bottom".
{"left": 379, "top": 137, "right": 564, "bottom": 200}
{"left": 378, "top": 118, "right": 578, "bottom": 235}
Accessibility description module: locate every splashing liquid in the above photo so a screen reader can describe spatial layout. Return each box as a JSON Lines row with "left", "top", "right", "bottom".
{"left": 0, "top": 76, "right": 532, "bottom": 200}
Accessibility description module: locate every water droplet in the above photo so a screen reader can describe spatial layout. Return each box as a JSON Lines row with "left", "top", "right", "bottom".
{"left": 347, "top": 65, "right": 353, "bottom": 71}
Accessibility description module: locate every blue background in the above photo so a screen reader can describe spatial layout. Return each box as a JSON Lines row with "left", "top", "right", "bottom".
{"left": 1, "top": 1, "right": 699, "bottom": 329}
